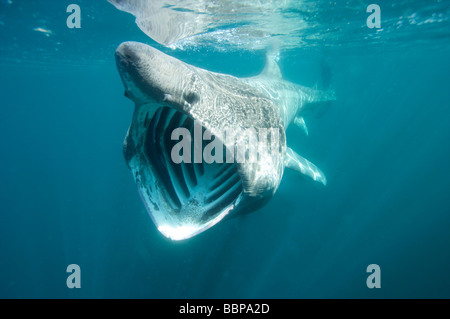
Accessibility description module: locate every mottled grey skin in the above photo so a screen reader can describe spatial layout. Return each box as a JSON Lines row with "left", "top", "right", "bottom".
{"left": 115, "top": 41, "right": 332, "bottom": 240}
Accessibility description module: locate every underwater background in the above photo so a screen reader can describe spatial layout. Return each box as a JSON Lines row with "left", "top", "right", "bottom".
{"left": 1, "top": 0, "right": 449, "bottom": 298}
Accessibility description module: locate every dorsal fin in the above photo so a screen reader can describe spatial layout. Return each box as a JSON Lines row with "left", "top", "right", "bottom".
{"left": 260, "top": 50, "right": 282, "bottom": 79}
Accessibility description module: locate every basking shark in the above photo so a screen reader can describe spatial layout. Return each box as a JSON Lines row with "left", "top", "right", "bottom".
{"left": 115, "top": 41, "right": 334, "bottom": 240}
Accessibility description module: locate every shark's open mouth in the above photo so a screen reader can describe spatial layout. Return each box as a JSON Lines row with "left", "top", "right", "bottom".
{"left": 135, "top": 106, "right": 244, "bottom": 240}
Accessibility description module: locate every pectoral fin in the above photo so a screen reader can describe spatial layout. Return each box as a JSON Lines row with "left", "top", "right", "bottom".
{"left": 284, "top": 148, "right": 327, "bottom": 186}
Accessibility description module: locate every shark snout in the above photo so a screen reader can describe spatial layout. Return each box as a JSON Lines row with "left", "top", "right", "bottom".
{"left": 115, "top": 42, "right": 168, "bottom": 104}
{"left": 116, "top": 42, "right": 143, "bottom": 73}
{"left": 115, "top": 41, "right": 159, "bottom": 78}
{"left": 116, "top": 41, "right": 155, "bottom": 60}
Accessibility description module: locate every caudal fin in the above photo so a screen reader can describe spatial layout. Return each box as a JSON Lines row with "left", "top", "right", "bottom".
{"left": 297, "top": 85, "right": 335, "bottom": 120}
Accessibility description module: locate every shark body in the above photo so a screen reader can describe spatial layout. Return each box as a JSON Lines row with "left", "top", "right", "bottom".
{"left": 115, "top": 41, "right": 334, "bottom": 240}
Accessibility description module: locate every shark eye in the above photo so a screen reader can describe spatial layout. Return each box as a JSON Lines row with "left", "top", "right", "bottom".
{"left": 184, "top": 92, "right": 199, "bottom": 105}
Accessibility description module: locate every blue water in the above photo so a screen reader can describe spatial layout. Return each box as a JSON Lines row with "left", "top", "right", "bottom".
{"left": 1, "top": 0, "right": 450, "bottom": 298}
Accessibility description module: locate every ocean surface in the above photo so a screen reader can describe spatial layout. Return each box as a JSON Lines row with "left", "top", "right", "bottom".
{"left": 1, "top": 0, "right": 449, "bottom": 298}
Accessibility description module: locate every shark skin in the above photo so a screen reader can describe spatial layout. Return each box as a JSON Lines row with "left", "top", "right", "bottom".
{"left": 115, "top": 41, "right": 334, "bottom": 240}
